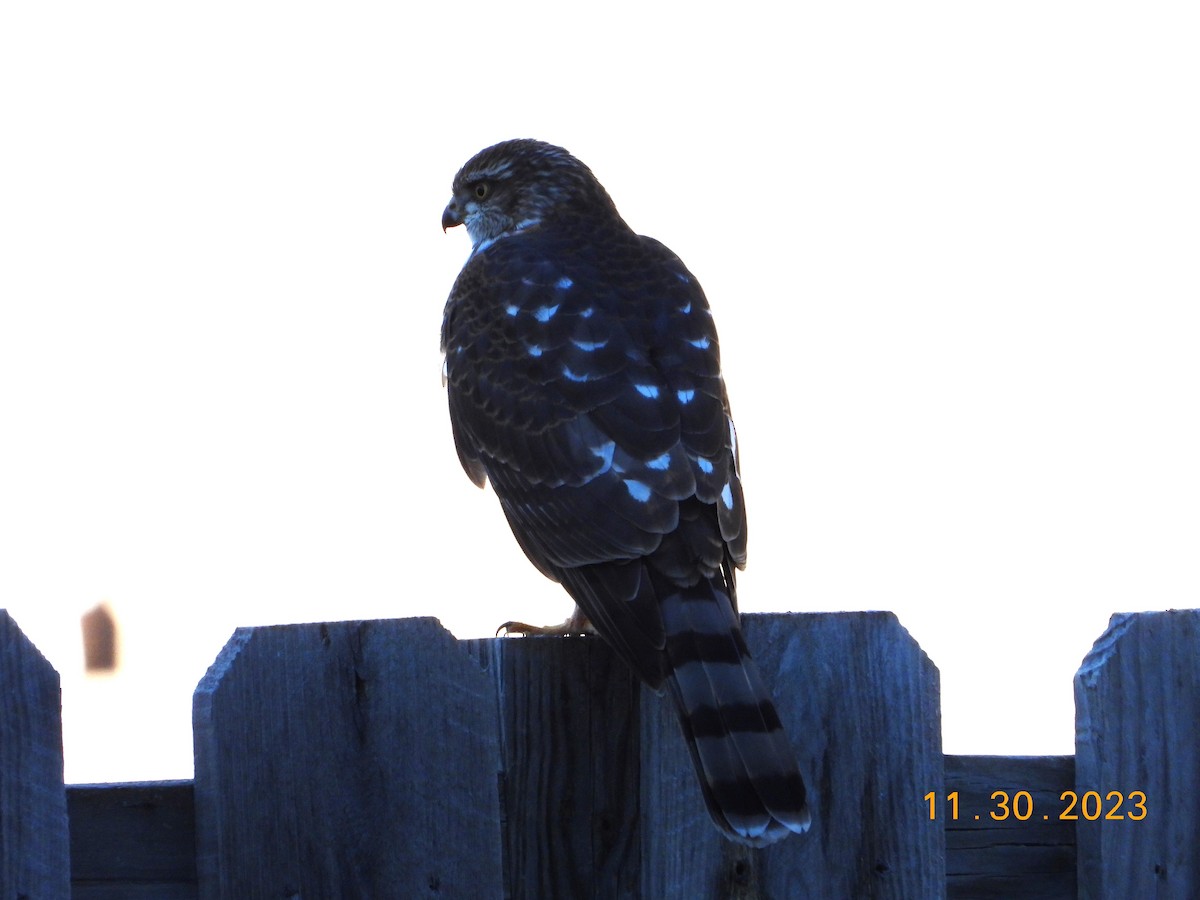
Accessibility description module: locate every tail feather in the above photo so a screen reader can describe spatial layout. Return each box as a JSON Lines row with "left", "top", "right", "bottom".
{"left": 661, "top": 579, "right": 811, "bottom": 846}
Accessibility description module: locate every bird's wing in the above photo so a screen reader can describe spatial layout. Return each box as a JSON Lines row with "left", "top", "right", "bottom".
{"left": 441, "top": 228, "right": 747, "bottom": 680}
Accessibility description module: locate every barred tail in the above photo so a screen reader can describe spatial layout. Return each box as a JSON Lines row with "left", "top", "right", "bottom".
{"left": 660, "top": 579, "right": 811, "bottom": 846}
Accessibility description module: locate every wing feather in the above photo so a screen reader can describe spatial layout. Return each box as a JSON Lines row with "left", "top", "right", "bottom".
{"left": 441, "top": 224, "right": 747, "bottom": 671}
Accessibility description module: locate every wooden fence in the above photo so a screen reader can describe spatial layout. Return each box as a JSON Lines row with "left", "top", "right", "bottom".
{"left": 2, "top": 607, "right": 1198, "bottom": 899}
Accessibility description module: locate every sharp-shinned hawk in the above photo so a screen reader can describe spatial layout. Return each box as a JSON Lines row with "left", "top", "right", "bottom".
{"left": 440, "top": 139, "right": 810, "bottom": 846}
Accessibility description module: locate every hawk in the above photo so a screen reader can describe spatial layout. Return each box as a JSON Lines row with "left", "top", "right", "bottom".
{"left": 440, "top": 139, "right": 810, "bottom": 846}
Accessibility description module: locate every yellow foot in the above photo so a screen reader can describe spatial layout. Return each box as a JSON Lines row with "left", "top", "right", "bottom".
{"left": 497, "top": 607, "right": 593, "bottom": 637}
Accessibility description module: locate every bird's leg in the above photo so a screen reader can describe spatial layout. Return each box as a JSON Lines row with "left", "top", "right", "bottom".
{"left": 497, "top": 605, "right": 593, "bottom": 637}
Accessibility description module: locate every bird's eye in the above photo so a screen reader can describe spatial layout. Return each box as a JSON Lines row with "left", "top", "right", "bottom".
{"left": 474, "top": 182, "right": 490, "bottom": 200}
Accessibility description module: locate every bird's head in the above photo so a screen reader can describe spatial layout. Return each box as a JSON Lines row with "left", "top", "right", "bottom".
{"left": 442, "top": 139, "right": 619, "bottom": 250}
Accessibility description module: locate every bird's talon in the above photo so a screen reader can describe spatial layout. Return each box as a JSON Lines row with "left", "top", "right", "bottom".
{"left": 496, "top": 620, "right": 535, "bottom": 637}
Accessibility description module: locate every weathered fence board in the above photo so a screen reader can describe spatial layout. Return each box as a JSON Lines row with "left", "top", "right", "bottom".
{"left": 1075, "top": 609, "right": 1200, "bottom": 900}
{"left": 944, "top": 755, "right": 1075, "bottom": 899}
{"left": 638, "top": 612, "right": 944, "bottom": 900}
{"left": 192, "top": 617, "right": 504, "bottom": 899}
{"left": 466, "top": 632, "right": 642, "bottom": 898}
{"left": 0, "top": 609, "right": 69, "bottom": 898}
{"left": 467, "top": 612, "right": 944, "bottom": 898}
{"left": 68, "top": 780, "right": 196, "bottom": 899}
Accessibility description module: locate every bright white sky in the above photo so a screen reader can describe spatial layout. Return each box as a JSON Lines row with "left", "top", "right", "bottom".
{"left": 1, "top": 3, "right": 1197, "bottom": 783}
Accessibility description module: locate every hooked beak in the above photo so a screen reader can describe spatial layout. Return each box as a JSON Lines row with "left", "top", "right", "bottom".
{"left": 441, "top": 199, "right": 462, "bottom": 232}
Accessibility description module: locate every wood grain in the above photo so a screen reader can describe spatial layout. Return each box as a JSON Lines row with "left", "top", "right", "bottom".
{"left": 944, "top": 754, "right": 1075, "bottom": 899}
{"left": 1075, "top": 609, "right": 1200, "bottom": 900}
{"left": 192, "top": 617, "right": 504, "bottom": 899}
{"left": 69, "top": 780, "right": 196, "bottom": 899}
{"left": 0, "top": 609, "right": 69, "bottom": 898}
{"left": 466, "top": 632, "right": 642, "bottom": 899}
{"left": 640, "top": 611, "right": 945, "bottom": 899}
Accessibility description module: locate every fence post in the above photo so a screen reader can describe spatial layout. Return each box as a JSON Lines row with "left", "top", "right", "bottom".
{"left": 1075, "top": 609, "right": 1200, "bottom": 899}
{"left": 0, "top": 610, "right": 69, "bottom": 898}
{"left": 466, "top": 629, "right": 643, "bottom": 898}
{"left": 192, "top": 617, "right": 504, "bottom": 899}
